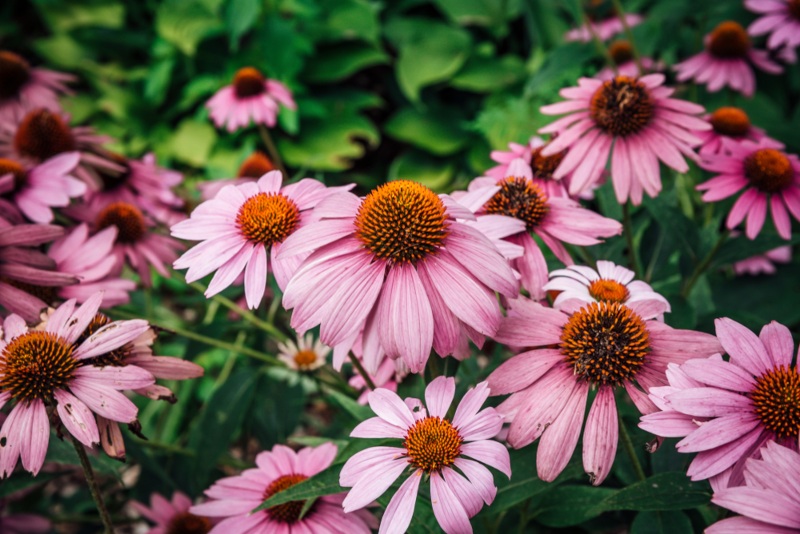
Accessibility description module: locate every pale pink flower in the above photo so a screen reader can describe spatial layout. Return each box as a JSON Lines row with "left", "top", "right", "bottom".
{"left": 278, "top": 333, "right": 330, "bottom": 371}
{"left": 596, "top": 40, "right": 665, "bottom": 81}
{"left": 277, "top": 180, "right": 519, "bottom": 374}
{"left": 191, "top": 443, "right": 376, "bottom": 533}
{"left": 341, "top": 376, "right": 510, "bottom": 534}
{"left": 206, "top": 67, "right": 296, "bottom": 132}
{"left": 132, "top": 491, "right": 211, "bottom": 534}
{"left": 697, "top": 138, "right": 800, "bottom": 240}
{"left": 539, "top": 74, "right": 710, "bottom": 204}
{"left": 674, "top": 21, "right": 782, "bottom": 97}
{"left": 695, "top": 107, "right": 767, "bottom": 156}
{"left": 640, "top": 318, "right": 800, "bottom": 491}
{"left": 707, "top": 441, "right": 800, "bottom": 533}
{"left": 746, "top": 0, "right": 800, "bottom": 60}
{"left": 173, "top": 171, "right": 351, "bottom": 308}
{"left": 565, "top": 10, "right": 642, "bottom": 42}
{"left": 0, "top": 293, "right": 154, "bottom": 477}
{"left": 0, "top": 50, "right": 73, "bottom": 122}
{"left": 733, "top": 245, "right": 792, "bottom": 275}
{"left": 457, "top": 159, "right": 621, "bottom": 299}
{"left": 488, "top": 298, "right": 721, "bottom": 485}
{"left": 543, "top": 260, "right": 670, "bottom": 318}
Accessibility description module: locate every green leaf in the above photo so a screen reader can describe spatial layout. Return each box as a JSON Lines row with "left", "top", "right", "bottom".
{"left": 389, "top": 151, "right": 455, "bottom": 191}
{"left": 303, "top": 43, "right": 389, "bottom": 83}
{"left": 534, "top": 485, "right": 618, "bottom": 527}
{"left": 632, "top": 510, "right": 694, "bottom": 534}
{"left": 279, "top": 115, "right": 379, "bottom": 171}
{"left": 601, "top": 472, "right": 711, "bottom": 512}
{"left": 385, "top": 108, "right": 467, "bottom": 156}
{"left": 325, "top": 387, "right": 374, "bottom": 421}
{"left": 168, "top": 120, "right": 218, "bottom": 167}
{"left": 434, "top": 0, "right": 522, "bottom": 32}
{"left": 310, "top": 0, "right": 381, "bottom": 44}
{"left": 452, "top": 55, "right": 525, "bottom": 92}
{"left": 156, "top": 0, "right": 223, "bottom": 56}
{"left": 225, "top": 0, "right": 262, "bottom": 50}
{"left": 35, "top": 0, "right": 126, "bottom": 32}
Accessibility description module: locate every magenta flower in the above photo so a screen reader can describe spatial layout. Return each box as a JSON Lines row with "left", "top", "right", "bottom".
{"left": 543, "top": 260, "right": 670, "bottom": 318}
{"left": 640, "top": 318, "right": 800, "bottom": 490}
{"left": 539, "top": 74, "right": 709, "bottom": 204}
{"left": 132, "top": 491, "right": 211, "bottom": 534}
{"left": 695, "top": 107, "right": 767, "bottom": 156}
{"left": 596, "top": 41, "right": 665, "bottom": 81}
{"left": 733, "top": 244, "right": 792, "bottom": 275}
{"left": 487, "top": 298, "right": 720, "bottom": 485}
{"left": 456, "top": 159, "right": 621, "bottom": 300}
{"left": 0, "top": 293, "right": 154, "bottom": 477}
{"left": 674, "top": 21, "right": 782, "bottom": 97}
{"left": 746, "top": 0, "right": 800, "bottom": 60}
{"left": 341, "top": 377, "right": 510, "bottom": 534}
{"left": 191, "top": 443, "right": 376, "bottom": 533}
{"left": 707, "top": 441, "right": 800, "bottom": 533}
{"left": 564, "top": 5, "right": 642, "bottom": 42}
{"left": 697, "top": 138, "right": 800, "bottom": 240}
{"left": 278, "top": 180, "right": 519, "bottom": 373}
{"left": 0, "top": 50, "right": 73, "bottom": 122}
{"left": 173, "top": 171, "right": 351, "bottom": 308}
{"left": 206, "top": 67, "right": 296, "bottom": 132}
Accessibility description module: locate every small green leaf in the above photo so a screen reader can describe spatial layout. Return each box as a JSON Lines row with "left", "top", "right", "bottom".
{"left": 534, "top": 485, "right": 618, "bottom": 527}
{"left": 303, "top": 43, "right": 389, "bottom": 83}
{"left": 325, "top": 387, "right": 374, "bottom": 421}
{"left": 389, "top": 151, "right": 455, "bottom": 191}
{"left": 385, "top": 108, "right": 467, "bottom": 156}
{"left": 452, "top": 55, "right": 525, "bottom": 92}
{"left": 278, "top": 115, "right": 379, "bottom": 171}
{"left": 156, "top": 0, "right": 223, "bottom": 56}
{"left": 225, "top": 0, "right": 262, "bottom": 49}
{"left": 168, "top": 120, "right": 218, "bottom": 167}
{"left": 601, "top": 472, "right": 711, "bottom": 512}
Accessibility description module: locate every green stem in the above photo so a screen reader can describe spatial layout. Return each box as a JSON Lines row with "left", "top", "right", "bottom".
{"left": 618, "top": 413, "right": 646, "bottom": 482}
{"left": 348, "top": 352, "right": 376, "bottom": 390}
{"left": 72, "top": 438, "right": 115, "bottom": 534}
{"left": 680, "top": 229, "right": 730, "bottom": 298}
{"left": 257, "top": 124, "right": 289, "bottom": 178}
{"left": 610, "top": 0, "right": 644, "bottom": 75}
{"left": 622, "top": 202, "right": 642, "bottom": 277}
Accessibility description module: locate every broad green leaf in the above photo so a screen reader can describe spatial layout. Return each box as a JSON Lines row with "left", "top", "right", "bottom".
{"left": 279, "top": 115, "right": 379, "bottom": 171}
{"left": 325, "top": 387, "right": 374, "bottom": 421}
{"left": 310, "top": 0, "right": 381, "bottom": 44}
{"left": 474, "top": 96, "right": 543, "bottom": 150}
{"left": 303, "top": 43, "right": 389, "bottom": 83}
{"left": 389, "top": 151, "right": 455, "bottom": 191}
{"left": 156, "top": 0, "right": 223, "bottom": 56}
{"left": 385, "top": 108, "right": 467, "bottom": 156}
{"left": 434, "top": 0, "right": 522, "bottom": 33}
{"left": 534, "top": 485, "right": 618, "bottom": 527}
{"left": 168, "top": 120, "right": 218, "bottom": 167}
{"left": 601, "top": 472, "right": 711, "bottom": 512}
{"left": 250, "top": 373, "right": 307, "bottom": 448}
{"left": 452, "top": 55, "right": 526, "bottom": 92}
{"left": 225, "top": 0, "right": 262, "bottom": 49}
{"left": 632, "top": 510, "right": 694, "bottom": 534}
{"left": 35, "top": 0, "right": 125, "bottom": 32}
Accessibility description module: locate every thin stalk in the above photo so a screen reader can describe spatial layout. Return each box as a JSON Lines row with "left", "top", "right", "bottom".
{"left": 348, "top": 352, "right": 376, "bottom": 390}
{"left": 618, "top": 413, "right": 646, "bottom": 481}
{"left": 257, "top": 124, "right": 288, "bottom": 178}
{"left": 72, "top": 438, "right": 115, "bottom": 534}
{"left": 622, "top": 203, "right": 642, "bottom": 277}
{"left": 576, "top": 0, "right": 618, "bottom": 74}
{"left": 610, "top": 0, "right": 644, "bottom": 75}
{"left": 681, "top": 229, "right": 729, "bottom": 298}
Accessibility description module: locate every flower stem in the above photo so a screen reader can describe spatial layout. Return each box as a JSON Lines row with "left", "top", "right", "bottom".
{"left": 72, "top": 437, "right": 115, "bottom": 534}
{"left": 575, "top": 0, "right": 618, "bottom": 75}
{"left": 618, "top": 413, "right": 646, "bottom": 482}
{"left": 622, "top": 202, "right": 642, "bottom": 277}
{"left": 680, "top": 229, "right": 730, "bottom": 299}
{"left": 610, "top": 0, "right": 644, "bottom": 75}
{"left": 348, "top": 352, "right": 376, "bottom": 390}
{"left": 257, "top": 124, "right": 289, "bottom": 178}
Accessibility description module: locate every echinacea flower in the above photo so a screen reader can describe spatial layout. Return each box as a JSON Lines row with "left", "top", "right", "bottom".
{"left": 564, "top": 1, "right": 642, "bottom": 42}
{"left": 278, "top": 333, "right": 330, "bottom": 371}
{"left": 695, "top": 107, "right": 767, "bottom": 156}
{"left": 277, "top": 180, "right": 519, "bottom": 373}
{"left": 674, "top": 21, "right": 782, "bottom": 97}
{"left": 206, "top": 67, "right": 296, "bottom": 132}
{"left": 487, "top": 298, "right": 720, "bottom": 485}
{"left": 733, "top": 244, "right": 792, "bottom": 275}
{"left": 706, "top": 441, "right": 800, "bottom": 533}
{"left": 640, "top": 318, "right": 800, "bottom": 490}
{"left": 0, "top": 152, "right": 83, "bottom": 223}
{"left": 456, "top": 159, "right": 621, "bottom": 299}
{"left": 191, "top": 443, "right": 376, "bottom": 533}
{"left": 0, "top": 50, "right": 73, "bottom": 122}
{"left": 199, "top": 151, "right": 276, "bottom": 201}
{"left": 543, "top": 260, "right": 670, "bottom": 318}
{"left": 539, "top": 74, "right": 709, "bottom": 204}
{"left": 596, "top": 41, "right": 665, "bottom": 82}
{"left": 697, "top": 138, "right": 800, "bottom": 240}
{"left": 132, "top": 491, "right": 211, "bottom": 534}
{"left": 0, "top": 293, "right": 154, "bottom": 477}
{"left": 173, "top": 171, "right": 351, "bottom": 308}
{"left": 746, "top": 0, "right": 800, "bottom": 60}
{"left": 341, "top": 376, "right": 510, "bottom": 534}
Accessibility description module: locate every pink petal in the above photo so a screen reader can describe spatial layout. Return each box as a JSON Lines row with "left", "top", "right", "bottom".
{"left": 430, "top": 471, "right": 472, "bottom": 533}
{"left": 425, "top": 376, "right": 455, "bottom": 419}
{"left": 582, "top": 386, "right": 618, "bottom": 486}
{"left": 54, "top": 389, "right": 100, "bottom": 447}
{"left": 379, "top": 471, "right": 422, "bottom": 534}
{"left": 715, "top": 318, "right": 773, "bottom": 376}
{"left": 536, "top": 381, "right": 589, "bottom": 482}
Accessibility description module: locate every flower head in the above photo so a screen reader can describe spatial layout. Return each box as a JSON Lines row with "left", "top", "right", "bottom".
{"left": 697, "top": 138, "right": 800, "bottom": 240}
{"left": 596, "top": 40, "right": 665, "bottom": 81}
{"left": 278, "top": 334, "right": 330, "bottom": 371}
{"left": 191, "top": 443, "right": 375, "bottom": 533}
{"left": 0, "top": 51, "right": 73, "bottom": 122}
{"left": 132, "top": 491, "right": 211, "bottom": 534}
{"left": 539, "top": 74, "right": 709, "bottom": 204}
{"left": 341, "top": 377, "right": 510, "bottom": 534}
{"left": 734, "top": 245, "right": 792, "bottom": 275}
{"left": 696, "top": 107, "right": 767, "bottom": 156}
{"left": 206, "top": 67, "right": 296, "bottom": 132}
{"left": 487, "top": 298, "right": 720, "bottom": 485}
{"left": 746, "top": 0, "right": 800, "bottom": 60}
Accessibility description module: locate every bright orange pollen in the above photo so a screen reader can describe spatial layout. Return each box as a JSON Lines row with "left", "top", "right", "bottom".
{"left": 530, "top": 144, "right": 566, "bottom": 181}
{"left": 237, "top": 151, "right": 275, "bottom": 178}
{"left": 165, "top": 512, "right": 212, "bottom": 534}
{"left": 233, "top": 67, "right": 266, "bottom": 98}
{"left": 236, "top": 193, "right": 300, "bottom": 246}
{"left": 404, "top": 416, "right": 463, "bottom": 473}
{"left": 96, "top": 202, "right": 147, "bottom": 244}
{"left": 354, "top": 180, "right": 448, "bottom": 264}
{"left": 708, "top": 21, "right": 750, "bottom": 58}
{"left": 293, "top": 350, "right": 318, "bottom": 369}
{"left": 262, "top": 473, "right": 310, "bottom": 523}
{"left": 751, "top": 365, "right": 800, "bottom": 439}
{"left": 590, "top": 76, "right": 654, "bottom": 137}
{"left": 709, "top": 107, "right": 751, "bottom": 137}
{"left": 0, "top": 51, "right": 31, "bottom": 99}
{"left": 0, "top": 158, "right": 26, "bottom": 190}
{"left": 485, "top": 177, "right": 549, "bottom": 230}
{"left": 744, "top": 148, "right": 794, "bottom": 194}
{"left": 14, "top": 108, "right": 75, "bottom": 161}
{"left": 609, "top": 40, "right": 634, "bottom": 65}
{"left": 0, "top": 331, "right": 77, "bottom": 402}
{"left": 588, "top": 279, "right": 630, "bottom": 303}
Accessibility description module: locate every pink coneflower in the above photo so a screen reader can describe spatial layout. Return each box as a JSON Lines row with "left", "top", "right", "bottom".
{"left": 746, "top": 0, "right": 800, "bottom": 60}
{"left": 543, "top": 260, "right": 670, "bottom": 318}
{"left": 734, "top": 244, "right": 792, "bottom": 275}
{"left": 349, "top": 356, "right": 406, "bottom": 405}
{"left": 0, "top": 153, "right": 83, "bottom": 223}
{"left": 132, "top": 491, "right": 211, "bottom": 534}
{"left": 488, "top": 298, "right": 720, "bottom": 485}
{"left": 0, "top": 293, "right": 154, "bottom": 477}
{"left": 706, "top": 441, "right": 800, "bottom": 533}
{"left": 206, "top": 67, "right": 296, "bottom": 132}
{"left": 457, "top": 159, "right": 621, "bottom": 300}
{"left": 173, "top": 171, "right": 351, "bottom": 308}
{"left": 697, "top": 138, "right": 800, "bottom": 240}
{"left": 564, "top": 1, "right": 642, "bottom": 42}
{"left": 278, "top": 180, "right": 519, "bottom": 373}
{"left": 674, "top": 21, "right": 782, "bottom": 97}
{"left": 695, "top": 107, "right": 767, "bottom": 156}
{"left": 278, "top": 333, "right": 330, "bottom": 371}
{"left": 191, "top": 443, "right": 376, "bottom": 533}
{"left": 596, "top": 40, "right": 665, "bottom": 81}
{"left": 539, "top": 74, "right": 709, "bottom": 204}
{"left": 341, "top": 377, "right": 510, "bottom": 534}
{"left": 0, "top": 51, "right": 73, "bottom": 122}
{"left": 640, "top": 318, "right": 800, "bottom": 490}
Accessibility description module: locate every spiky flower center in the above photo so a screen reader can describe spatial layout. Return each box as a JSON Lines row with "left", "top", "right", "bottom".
{"left": 485, "top": 177, "right": 549, "bottom": 230}
{"left": 751, "top": 365, "right": 800, "bottom": 439}
{"left": 238, "top": 151, "right": 275, "bottom": 178}
{"left": 588, "top": 279, "right": 630, "bottom": 302}
{"left": 262, "top": 473, "right": 311, "bottom": 523}
{"left": 404, "top": 416, "right": 463, "bottom": 473}
{"left": 14, "top": 109, "right": 75, "bottom": 161}
{"left": 293, "top": 350, "right": 318, "bottom": 369}
{"left": 708, "top": 21, "right": 750, "bottom": 58}
{"left": 236, "top": 193, "right": 300, "bottom": 246}
{"left": 560, "top": 302, "right": 650, "bottom": 386}
{"left": 0, "top": 331, "right": 77, "bottom": 402}
{"left": 609, "top": 40, "right": 634, "bottom": 65}
{"left": 96, "top": 201, "right": 147, "bottom": 244}
{"left": 233, "top": 67, "right": 266, "bottom": 98}
{"left": 710, "top": 107, "right": 751, "bottom": 137}
{"left": 165, "top": 513, "right": 212, "bottom": 534}
{"left": 744, "top": 148, "right": 794, "bottom": 194}
{"left": 530, "top": 145, "right": 566, "bottom": 181}
{"left": 0, "top": 51, "right": 31, "bottom": 100}
{"left": 0, "top": 158, "right": 26, "bottom": 190}
{"left": 590, "top": 76, "right": 654, "bottom": 137}
{"left": 354, "top": 180, "right": 448, "bottom": 264}
{"left": 77, "top": 314, "right": 129, "bottom": 367}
